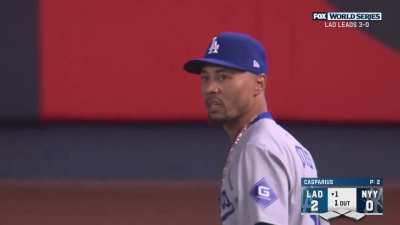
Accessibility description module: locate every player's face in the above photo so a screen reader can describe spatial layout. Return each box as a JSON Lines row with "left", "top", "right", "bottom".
{"left": 200, "top": 65, "right": 256, "bottom": 125}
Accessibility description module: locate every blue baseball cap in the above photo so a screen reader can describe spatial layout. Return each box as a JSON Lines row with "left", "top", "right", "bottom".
{"left": 184, "top": 32, "right": 268, "bottom": 75}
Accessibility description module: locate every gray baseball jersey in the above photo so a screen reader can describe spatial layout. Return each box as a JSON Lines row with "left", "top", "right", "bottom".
{"left": 219, "top": 113, "right": 329, "bottom": 225}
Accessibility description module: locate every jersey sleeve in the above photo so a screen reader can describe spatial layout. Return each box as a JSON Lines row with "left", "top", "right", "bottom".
{"left": 236, "top": 143, "right": 290, "bottom": 225}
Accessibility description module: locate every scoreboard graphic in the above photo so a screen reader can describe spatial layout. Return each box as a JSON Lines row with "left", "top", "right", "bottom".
{"left": 301, "top": 178, "right": 383, "bottom": 221}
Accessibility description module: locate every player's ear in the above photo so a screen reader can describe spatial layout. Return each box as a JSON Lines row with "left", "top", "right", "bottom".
{"left": 254, "top": 74, "right": 266, "bottom": 95}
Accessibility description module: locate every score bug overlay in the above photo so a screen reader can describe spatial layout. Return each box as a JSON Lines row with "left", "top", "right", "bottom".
{"left": 312, "top": 12, "right": 383, "bottom": 28}
{"left": 301, "top": 178, "right": 383, "bottom": 221}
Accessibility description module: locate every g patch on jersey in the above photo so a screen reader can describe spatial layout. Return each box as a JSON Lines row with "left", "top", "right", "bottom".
{"left": 250, "top": 177, "right": 277, "bottom": 208}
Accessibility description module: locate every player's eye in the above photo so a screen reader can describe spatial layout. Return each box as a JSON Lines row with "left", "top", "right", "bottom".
{"left": 200, "top": 75, "right": 209, "bottom": 81}
{"left": 217, "top": 74, "right": 230, "bottom": 81}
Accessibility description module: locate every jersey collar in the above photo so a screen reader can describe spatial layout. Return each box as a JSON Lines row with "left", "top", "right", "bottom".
{"left": 249, "top": 111, "right": 273, "bottom": 126}
{"left": 231, "top": 112, "right": 273, "bottom": 146}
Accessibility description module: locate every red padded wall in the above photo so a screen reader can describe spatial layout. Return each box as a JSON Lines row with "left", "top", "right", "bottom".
{"left": 40, "top": 0, "right": 400, "bottom": 122}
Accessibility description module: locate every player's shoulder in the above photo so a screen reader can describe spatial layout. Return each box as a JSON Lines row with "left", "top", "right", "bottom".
{"left": 244, "top": 118, "right": 317, "bottom": 171}
{"left": 246, "top": 118, "right": 297, "bottom": 154}
{"left": 248, "top": 118, "right": 319, "bottom": 173}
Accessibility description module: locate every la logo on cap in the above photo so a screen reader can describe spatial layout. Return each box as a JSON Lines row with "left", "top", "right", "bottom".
{"left": 253, "top": 60, "right": 260, "bottom": 68}
{"left": 208, "top": 37, "right": 220, "bottom": 54}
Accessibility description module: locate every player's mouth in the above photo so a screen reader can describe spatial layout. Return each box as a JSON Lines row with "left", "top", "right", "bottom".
{"left": 205, "top": 97, "right": 224, "bottom": 112}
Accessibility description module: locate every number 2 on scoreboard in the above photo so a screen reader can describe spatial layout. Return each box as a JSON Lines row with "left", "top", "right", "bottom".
{"left": 311, "top": 200, "right": 319, "bottom": 212}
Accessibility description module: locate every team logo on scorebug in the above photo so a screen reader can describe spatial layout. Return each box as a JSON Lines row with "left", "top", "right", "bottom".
{"left": 312, "top": 11, "right": 383, "bottom": 28}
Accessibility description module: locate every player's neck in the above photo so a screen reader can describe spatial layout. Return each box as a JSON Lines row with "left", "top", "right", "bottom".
{"left": 224, "top": 102, "right": 267, "bottom": 142}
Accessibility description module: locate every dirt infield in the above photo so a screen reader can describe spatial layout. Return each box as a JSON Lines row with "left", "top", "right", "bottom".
{"left": 0, "top": 181, "right": 397, "bottom": 225}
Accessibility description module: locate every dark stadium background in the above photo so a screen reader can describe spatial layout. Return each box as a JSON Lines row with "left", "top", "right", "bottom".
{"left": 0, "top": 0, "right": 399, "bottom": 224}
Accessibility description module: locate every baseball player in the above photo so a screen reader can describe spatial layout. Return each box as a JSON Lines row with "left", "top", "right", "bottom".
{"left": 183, "top": 32, "right": 328, "bottom": 225}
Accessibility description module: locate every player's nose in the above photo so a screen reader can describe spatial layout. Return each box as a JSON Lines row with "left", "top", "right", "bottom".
{"left": 203, "top": 79, "right": 221, "bottom": 95}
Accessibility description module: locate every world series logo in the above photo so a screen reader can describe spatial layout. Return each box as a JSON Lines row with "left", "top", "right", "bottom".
{"left": 312, "top": 12, "right": 383, "bottom": 28}
{"left": 301, "top": 178, "right": 383, "bottom": 221}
